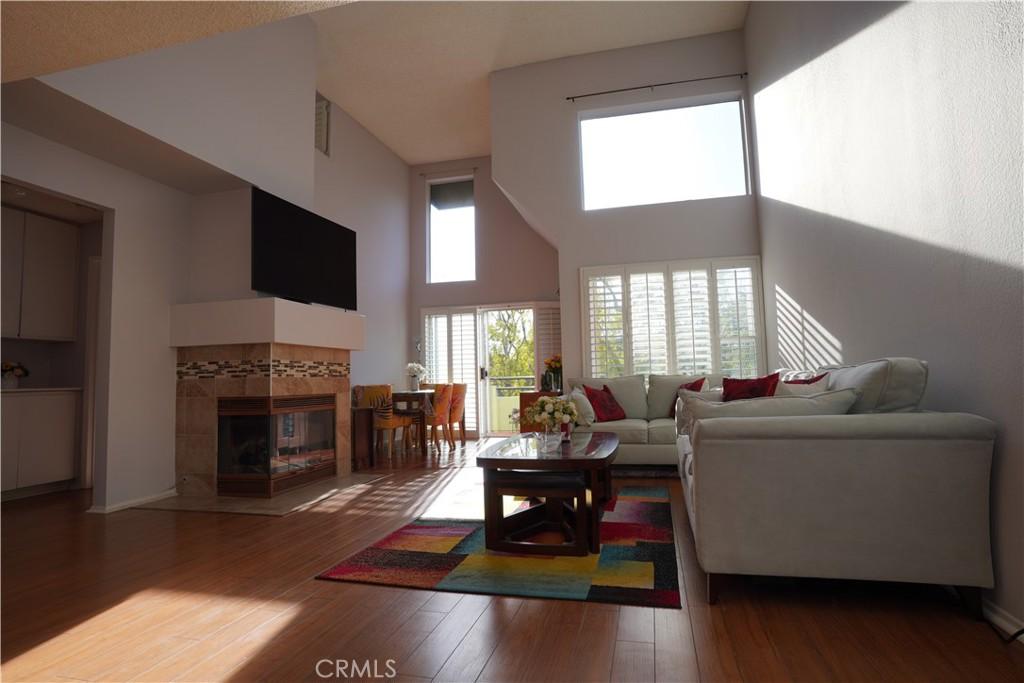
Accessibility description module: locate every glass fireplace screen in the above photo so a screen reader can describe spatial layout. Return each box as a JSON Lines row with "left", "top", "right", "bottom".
{"left": 218, "top": 409, "right": 335, "bottom": 478}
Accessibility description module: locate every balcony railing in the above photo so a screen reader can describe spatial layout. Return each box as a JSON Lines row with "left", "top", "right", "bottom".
{"left": 487, "top": 374, "right": 535, "bottom": 433}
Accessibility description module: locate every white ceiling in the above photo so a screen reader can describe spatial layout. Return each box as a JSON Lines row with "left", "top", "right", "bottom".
{"left": 312, "top": 2, "right": 749, "bottom": 165}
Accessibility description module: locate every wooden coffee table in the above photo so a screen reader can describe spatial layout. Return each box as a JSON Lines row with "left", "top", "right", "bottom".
{"left": 476, "top": 432, "right": 619, "bottom": 555}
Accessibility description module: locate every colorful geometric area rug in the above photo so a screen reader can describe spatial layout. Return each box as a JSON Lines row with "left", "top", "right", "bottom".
{"left": 316, "top": 486, "right": 681, "bottom": 609}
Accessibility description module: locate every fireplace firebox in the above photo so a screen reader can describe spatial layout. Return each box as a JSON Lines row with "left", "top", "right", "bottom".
{"left": 217, "top": 395, "right": 336, "bottom": 497}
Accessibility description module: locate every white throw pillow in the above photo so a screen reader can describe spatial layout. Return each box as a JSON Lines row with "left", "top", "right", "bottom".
{"left": 775, "top": 375, "right": 829, "bottom": 397}
{"left": 566, "top": 388, "right": 595, "bottom": 426}
{"left": 679, "top": 389, "right": 859, "bottom": 436}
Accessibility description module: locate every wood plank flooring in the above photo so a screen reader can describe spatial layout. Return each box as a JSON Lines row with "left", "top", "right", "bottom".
{"left": 2, "top": 443, "right": 1021, "bottom": 682}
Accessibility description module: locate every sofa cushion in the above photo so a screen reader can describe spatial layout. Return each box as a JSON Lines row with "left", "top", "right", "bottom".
{"left": 648, "top": 418, "right": 678, "bottom": 444}
{"left": 567, "top": 388, "right": 595, "bottom": 426}
{"left": 818, "top": 358, "right": 928, "bottom": 413}
{"left": 576, "top": 418, "right": 648, "bottom": 444}
{"left": 679, "top": 389, "right": 859, "bottom": 436}
{"left": 646, "top": 374, "right": 709, "bottom": 419}
{"left": 675, "top": 388, "right": 722, "bottom": 434}
{"left": 570, "top": 375, "right": 647, "bottom": 419}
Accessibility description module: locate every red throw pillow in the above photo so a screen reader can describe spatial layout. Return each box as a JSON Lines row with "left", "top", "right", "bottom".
{"left": 583, "top": 384, "right": 626, "bottom": 422}
{"left": 785, "top": 372, "right": 829, "bottom": 385}
{"left": 722, "top": 373, "right": 780, "bottom": 401}
{"left": 669, "top": 378, "right": 706, "bottom": 418}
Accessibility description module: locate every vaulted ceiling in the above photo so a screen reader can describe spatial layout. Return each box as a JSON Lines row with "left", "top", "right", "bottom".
{"left": 313, "top": 2, "right": 749, "bottom": 164}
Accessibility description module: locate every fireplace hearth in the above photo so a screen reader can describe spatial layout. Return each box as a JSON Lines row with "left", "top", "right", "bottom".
{"left": 217, "top": 395, "right": 336, "bottom": 497}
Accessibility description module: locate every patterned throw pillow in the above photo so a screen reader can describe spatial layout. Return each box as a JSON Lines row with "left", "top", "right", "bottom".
{"left": 583, "top": 384, "right": 627, "bottom": 422}
{"left": 722, "top": 372, "right": 781, "bottom": 401}
{"left": 775, "top": 372, "right": 829, "bottom": 397}
{"left": 669, "top": 378, "right": 705, "bottom": 418}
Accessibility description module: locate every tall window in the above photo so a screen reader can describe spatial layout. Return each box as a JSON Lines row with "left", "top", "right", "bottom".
{"left": 428, "top": 179, "right": 475, "bottom": 283}
{"left": 581, "top": 258, "right": 763, "bottom": 378}
{"left": 579, "top": 100, "right": 748, "bottom": 211}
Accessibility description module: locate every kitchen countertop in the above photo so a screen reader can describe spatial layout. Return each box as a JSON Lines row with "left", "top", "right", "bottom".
{"left": 1, "top": 387, "right": 82, "bottom": 394}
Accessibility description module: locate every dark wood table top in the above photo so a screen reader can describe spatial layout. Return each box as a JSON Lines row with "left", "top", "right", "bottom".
{"left": 476, "top": 432, "right": 619, "bottom": 471}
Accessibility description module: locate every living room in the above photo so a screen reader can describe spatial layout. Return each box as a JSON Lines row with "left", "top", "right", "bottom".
{"left": 1, "top": 1, "right": 1021, "bottom": 681}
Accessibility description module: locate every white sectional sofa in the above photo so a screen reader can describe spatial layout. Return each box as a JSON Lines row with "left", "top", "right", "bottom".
{"left": 569, "top": 373, "right": 716, "bottom": 466}
{"left": 676, "top": 358, "right": 996, "bottom": 604}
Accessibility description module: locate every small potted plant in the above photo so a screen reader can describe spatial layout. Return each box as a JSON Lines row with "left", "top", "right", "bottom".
{"left": 1, "top": 361, "right": 29, "bottom": 390}
{"left": 406, "top": 362, "right": 428, "bottom": 391}
{"left": 524, "top": 395, "right": 579, "bottom": 451}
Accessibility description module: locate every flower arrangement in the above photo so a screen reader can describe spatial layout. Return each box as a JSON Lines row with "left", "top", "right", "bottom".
{"left": 524, "top": 395, "right": 578, "bottom": 430}
{"left": 406, "top": 362, "right": 428, "bottom": 379}
{"left": 541, "top": 354, "right": 563, "bottom": 392}
{"left": 1, "top": 361, "right": 29, "bottom": 379}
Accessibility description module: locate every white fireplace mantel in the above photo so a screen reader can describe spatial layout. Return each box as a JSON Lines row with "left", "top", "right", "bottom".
{"left": 170, "top": 297, "right": 366, "bottom": 350}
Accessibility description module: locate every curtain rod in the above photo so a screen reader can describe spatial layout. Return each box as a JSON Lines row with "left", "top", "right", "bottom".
{"left": 566, "top": 71, "right": 748, "bottom": 103}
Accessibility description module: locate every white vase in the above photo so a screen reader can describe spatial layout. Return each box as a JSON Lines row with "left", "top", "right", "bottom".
{"left": 408, "top": 376, "right": 420, "bottom": 391}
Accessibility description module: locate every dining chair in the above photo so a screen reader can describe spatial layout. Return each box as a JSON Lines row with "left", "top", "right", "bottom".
{"left": 448, "top": 383, "right": 468, "bottom": 449}
{"left": 421, "top": 383, "right": 453, "bottom": 452}
{"left": 352, "top": 384, "right": 414, "bottom": 458}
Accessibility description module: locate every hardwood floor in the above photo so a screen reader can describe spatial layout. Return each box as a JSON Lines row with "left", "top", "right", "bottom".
{"left": 2, "top": 442, "right": 1021, "bottom": 682}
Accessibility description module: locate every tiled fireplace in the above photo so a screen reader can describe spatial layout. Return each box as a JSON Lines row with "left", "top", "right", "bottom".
{"left": 175, "top": 343, "right": 351, "bottom": 496}
{"left": 170, "top": 297, "right": 365, "bottom": 498}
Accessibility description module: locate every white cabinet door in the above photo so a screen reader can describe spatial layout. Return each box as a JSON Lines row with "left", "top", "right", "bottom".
{"left": 1, "top": 207, "right": 25, "bottom": 338}
{"left": 20, "top": 213, "right": 79, "bottom": 341}
{"left": 1, "top": 397, "right": 21, "bottom": 491}
{"left": 16, "top": 393, "right": 78, "bottom": 488}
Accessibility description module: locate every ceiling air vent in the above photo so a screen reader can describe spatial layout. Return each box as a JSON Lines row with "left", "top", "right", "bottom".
{"left": 315, "top": 92, "right": 331, "bottom": 156}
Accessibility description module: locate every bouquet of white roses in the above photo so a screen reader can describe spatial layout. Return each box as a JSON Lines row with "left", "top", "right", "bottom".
{"left": 524, "top": 395, "right": 578, "bottom": 430}
{"left": 406, "top": 362, "right": 428, "bottom": 379}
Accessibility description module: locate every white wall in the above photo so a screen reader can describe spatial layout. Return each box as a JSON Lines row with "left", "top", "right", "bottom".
{"left": 40, "top": 18, "right": 316, "bottom": 208}
{"left": 491, "top": 31, "right": 760, "bottom": 378}
{"left": 746, "top": 1, "right": 1023, "bottom": 625}
{"left": 315, "top": 104, "right": 410, "bottom": 387}
{"left": 2, "top": 123, "right": 191, "bottom": 508}
{"left": 186, "top": 189, "right": 252, "bottom": 303}
{"left": 408, "top": 156, "right": 559, "bottom": 357}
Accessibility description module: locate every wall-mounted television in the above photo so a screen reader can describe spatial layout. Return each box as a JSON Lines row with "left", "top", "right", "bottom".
{"left": 251, "top": 187, "right": 357, "bottom": 310}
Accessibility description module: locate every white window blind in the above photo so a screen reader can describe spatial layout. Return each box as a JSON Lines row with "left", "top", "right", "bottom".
{"left": 715, "top": 266, "right": 759, "bottom": 378}
{"left": 450, "top": 312, "right": 477, "bottom": 430}
{"left": 585, "top": 273, "right": 625, "bottom": 378}
{"left": 672, "top": 268, "right": 713, "bottom": 374}
{"left": 423, "top": 314, "right": 449, "bottom": 384}
{"left": 534, "top": 305, "right": 562, "bottom": 383}
{"left": 629, "top": 271, "right": 668, "bottom": 375}
{"left": 581, "top": 258, "right": 763, "bottom": 378}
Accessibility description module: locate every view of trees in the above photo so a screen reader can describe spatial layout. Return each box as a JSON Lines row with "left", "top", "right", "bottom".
{"left": 485, "top": 309, "right": 535, "bottom": 385}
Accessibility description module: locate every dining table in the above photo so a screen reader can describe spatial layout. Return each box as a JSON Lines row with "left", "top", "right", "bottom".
{"left": 392, "top": 389, "right": 435, "bottom": 460}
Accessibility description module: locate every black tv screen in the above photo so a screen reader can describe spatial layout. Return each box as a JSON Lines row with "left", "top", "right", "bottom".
{"left": 251, "top": 187, "right": 357, "bottom": 310}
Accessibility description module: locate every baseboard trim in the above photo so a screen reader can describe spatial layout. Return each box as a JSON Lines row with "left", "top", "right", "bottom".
{"left": 983, "top": 599, "right": 1024, "bottom": 642}
{"left": 87, "top": 487, "right": 177, "bottom": 514}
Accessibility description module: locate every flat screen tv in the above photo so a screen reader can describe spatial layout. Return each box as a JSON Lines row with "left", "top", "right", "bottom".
{"left": 251, "top": 187, "right": 357, "bottom": 310}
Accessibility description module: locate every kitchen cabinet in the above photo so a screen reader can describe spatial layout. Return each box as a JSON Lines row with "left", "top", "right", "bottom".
{"left": 1, "top": 207, "right": 25, "bottom": 338}
{"left": 1, "top": 389, "right": 79, "bottom": 492}
{"left": 1, "top": 208, "right": 79, "bottom": 341}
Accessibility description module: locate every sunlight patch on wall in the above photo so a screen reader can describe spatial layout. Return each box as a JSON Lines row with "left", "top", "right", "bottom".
{"left": 775, "top": 285, "right": 843, "bottom": 370}
{"left": 752, "top": 2, "right": 1022, "bottom": 270}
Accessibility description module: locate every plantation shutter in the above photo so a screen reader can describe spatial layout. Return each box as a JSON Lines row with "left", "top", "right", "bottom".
{"left": 450, "top": 312, "right": 477, "bottom": 430}
{"left": 534, "top": 305, "right": 562, "bottom": 384}
{"left": 628, "top": 270, "right": 668, "bottom": 375}
{"left": 671, "top": 268, "right": 714, "bottom": 375}
{"left": 423, "top": 314, "right": 449, "bottom": 384}
{"left": 715, "top": 265, "right": 759, "bottom": 377}
{"left": 586, "top": 273, "right": 625, "bottom": 378}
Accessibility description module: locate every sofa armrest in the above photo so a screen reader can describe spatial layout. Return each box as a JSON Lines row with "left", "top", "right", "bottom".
{"left": 688, "top": 412, "right": 994, "bottom": 588}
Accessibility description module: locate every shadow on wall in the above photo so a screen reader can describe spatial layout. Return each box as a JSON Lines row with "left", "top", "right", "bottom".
{"left": 775, "top": 285, "right": 843, "bottom": 369}
{"left": 750, "top": 1, "right": 905, "bottom": 90}
{"left": 758, "top": 195, "right": 1023, "bottom": 612}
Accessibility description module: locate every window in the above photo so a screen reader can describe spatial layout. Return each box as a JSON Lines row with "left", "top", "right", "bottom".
{"left": 428, "top": 179, "right": 475, "bottom": 283}
{"left": 581, "top": 258, "right": 764, "bottom": 378}
{"left": 580, "top": 100, "right": 748, "bottom": 211}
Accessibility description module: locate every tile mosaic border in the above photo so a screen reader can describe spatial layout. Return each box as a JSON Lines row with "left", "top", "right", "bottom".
{"left": 177, "top": 359, "right": 350, "bottom": 380}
